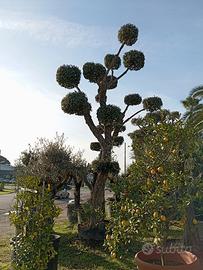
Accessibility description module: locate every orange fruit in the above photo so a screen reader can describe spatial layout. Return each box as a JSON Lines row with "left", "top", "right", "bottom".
{"left": 163, "top": 136, "right": 168, "bottom": 143}
{"left": 160, "top": 215, "right": 167, "bottom": 222}
{"left": 157, "top": 166, "right": 164, "bottom": 173}
{"left": 150, "top": 169, "right": 156, "bottom": 175}
{"left": 121, "top": 220, "right": 129, "bottom": 227}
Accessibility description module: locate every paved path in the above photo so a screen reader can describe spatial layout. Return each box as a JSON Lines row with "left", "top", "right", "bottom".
{"left": 0, "top": 193, "right": 15, "bottom": 215}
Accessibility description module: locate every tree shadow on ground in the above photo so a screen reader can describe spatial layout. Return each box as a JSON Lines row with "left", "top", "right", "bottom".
{"left": 57, "top": 231, "right": 136, "bottom": 270}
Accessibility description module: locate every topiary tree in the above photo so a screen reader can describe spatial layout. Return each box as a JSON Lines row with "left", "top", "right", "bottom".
{"left": 56, "top": 23, "right": 163, "bottom": 227}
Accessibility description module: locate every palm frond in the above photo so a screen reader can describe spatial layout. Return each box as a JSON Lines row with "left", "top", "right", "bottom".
{"left": 190, "top": 85, "right": 203, "bottom": 99}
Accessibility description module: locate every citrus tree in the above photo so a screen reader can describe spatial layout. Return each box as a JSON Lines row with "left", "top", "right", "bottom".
{"left": 56, "top": 23, "right": 162, "bottom": 225}
{"left": 105, "top": 110, "right": 199, "bottom": 260}
{"left": 10, "top": 175, "right": 60, "bottom": 270}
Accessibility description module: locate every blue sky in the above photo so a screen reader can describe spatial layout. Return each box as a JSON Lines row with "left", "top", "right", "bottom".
{"left": 0, "top": 0, "right": 202, "bottom": 169}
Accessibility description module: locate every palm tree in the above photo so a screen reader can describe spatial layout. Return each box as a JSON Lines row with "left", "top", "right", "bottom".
{"left": 182, "top": 85, "right": 203, "bottom": 247}
{"left": 182, "top": 85, "right": 203, "bottom": 133}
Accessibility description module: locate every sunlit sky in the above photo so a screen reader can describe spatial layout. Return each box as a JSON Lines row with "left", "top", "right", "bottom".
{"left": 0, "top": 0, "right": 202, "bottom": 170}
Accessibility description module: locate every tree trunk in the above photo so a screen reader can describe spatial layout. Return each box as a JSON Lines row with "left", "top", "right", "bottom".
{"left": 74, "top": 178, "right": 82, "bottom": 209}
{"left": 89, "top": 146, "right": 111, "bottom": 227}
{"left": 91, "top": 172, "right": 108, "bottom": 209}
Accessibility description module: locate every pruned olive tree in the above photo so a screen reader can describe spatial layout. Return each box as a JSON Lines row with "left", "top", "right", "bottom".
{"left": 16, "top": 134, "right": 87, "bottom": 208}
{"left": 56, "top": 24, "right": 162, "bottom": 225}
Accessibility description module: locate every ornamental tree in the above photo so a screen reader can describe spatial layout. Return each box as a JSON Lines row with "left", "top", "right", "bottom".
{"left": 56, "top": 24, "right": 163, "bottom": 225}
{"left": 16, "top": 134, "right": 87, "bottom": 208}
{"left": 105, "top": 110, "right": 198, "bottom": 261}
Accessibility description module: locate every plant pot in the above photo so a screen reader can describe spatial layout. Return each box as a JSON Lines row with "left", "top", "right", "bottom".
{"left": 78, "top": 220, "right": 109, "bottom": 244}
{"left": 46, "top": 234, "right": 61, "bottom": 270}
{"left": 11, "top": 234, "right": 60, "bottom": 270}
{"left": 135, "top": 250, "right": 200, "bottom": 270}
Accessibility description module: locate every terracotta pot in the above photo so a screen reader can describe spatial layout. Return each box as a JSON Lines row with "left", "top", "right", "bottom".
{"left": 135, "top": 250, "right": 200, "bottom": 270}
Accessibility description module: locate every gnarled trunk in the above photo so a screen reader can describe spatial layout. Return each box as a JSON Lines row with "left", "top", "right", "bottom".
{"left": 74, "top": 178, "right": 82, "bottom": 209}
{"left": 90, "top": 146, "right": 111, "bottom": 227}
{"left": 91, "top": 172, "right": 108, "bottom": 209}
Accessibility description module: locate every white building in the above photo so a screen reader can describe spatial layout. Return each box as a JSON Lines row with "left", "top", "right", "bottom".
{"left": 0, "top": 155, "right": 15, "bottom": 180}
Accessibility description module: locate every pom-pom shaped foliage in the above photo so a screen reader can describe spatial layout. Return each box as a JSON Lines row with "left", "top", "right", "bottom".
{"left": 123, "top": 50, "right": 145, "bottom": 71}
{"left": 90, "top": 142, "right": 101, "bottom": 152}
{"left": 95, "top": 161, "right": 120, "bottom": 175}
{"left": 143, "top": 97, "right": 163, "bottom": 112}
{"left": 83, "top": 62, "right": 106, "bottom": 83}
{"left": 56, "top": 65, "right": 81, "bottom": 89}
{"left": 118, "top": 24, "right": 138, "bottom": 46}
{"left": 61, "top": 92, "right": 91, "bottom": 116}
{"left": 106, "top": 76, "right": 118, "bottom": 90}
{"left": 104, "top": 54, "right": 121, "bottom": 70}
{"left": 114, "top": 124, "right": 126, "bottom": 133}
{"left": 124, "top": 94, "right": 142, "bottom": 106}
{"left": 97, "top": 105, "right": 122, "bottom": 125}
{"left": 113, "top": 136, "right": 124, "bottom": 147}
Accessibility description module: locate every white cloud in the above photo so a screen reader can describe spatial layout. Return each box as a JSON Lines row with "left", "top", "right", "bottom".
{"left": 0, "top": 17, "right": 113, "bottom": 48}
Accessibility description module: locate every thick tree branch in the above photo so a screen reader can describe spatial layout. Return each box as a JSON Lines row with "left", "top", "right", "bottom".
{"left": 117, "top": 68, "right": 129, "bottom": 80}
{"left": 84, "top": 112, "right": 105, "bottom": 145}
{"left": 104, "top": 125, "right": 113, "bottom": 146}
{"left": 123, "top": 108, "right": 145, "bottom": 125}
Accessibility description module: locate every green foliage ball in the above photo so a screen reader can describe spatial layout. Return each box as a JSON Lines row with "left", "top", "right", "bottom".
{"left": 96, "top": 161, "right": 120, "bottom": 174}
{"left": 106, "top": 76, "right": 118, "bottom": 90}
{"left": 83, "top": 62, "right": 106, "bottom": 83}
{"left": 90, "top": 142, "right": 101, "bottom": 151}
{"left": 118, "top": 24, "right": 138, "bottom": 46}
{"left": 123, "top": 50, "right": 145, "bottom": 71}
{"left": 56, "top": 65, "right": 81, "bottom": 89}
{"left": 143, "top": 97, "right": 163, "bottom": 112}
{"left": 113, "top": 136, "right": 124, "bottom": 147}
{"left": 104, "top": 54, "right": 121, "bottom": 70}
{"left": 124, "top": 94, "right": 142, "bottom": 106}
{"left": 97, "top": 105, "right": 122, "bottom": 125}
{"left": 61, "top": 92, "right": 91, "bottom": 116}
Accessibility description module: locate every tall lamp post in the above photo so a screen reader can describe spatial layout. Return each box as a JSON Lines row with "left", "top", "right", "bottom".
{"left": 124, "top": 142, "right": 127, "bottom": 175}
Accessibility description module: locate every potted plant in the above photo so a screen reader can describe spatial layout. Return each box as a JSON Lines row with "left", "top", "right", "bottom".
{"left": 105, "top": 110, "right": 200, "bottom": 269}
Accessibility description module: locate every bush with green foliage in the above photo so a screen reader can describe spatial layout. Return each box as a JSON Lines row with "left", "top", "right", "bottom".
{"left": 10, "top": 176, "right": 60, "bottom": 270}
{"left": 105, "top": 110, "right": 199, "bottom": 259}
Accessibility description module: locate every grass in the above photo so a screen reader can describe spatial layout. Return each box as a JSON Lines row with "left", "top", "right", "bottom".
{"left": 0, "top": 189, "right": 14, "bottom": 195}
{"left": 54, "top": 221, "right": 137, "bottom": 270}
{"left": 0, "top": 221, "right": 137, "bottom": 270}
{"left": 0, "top": 236, "right": 11, "bottom": 270}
